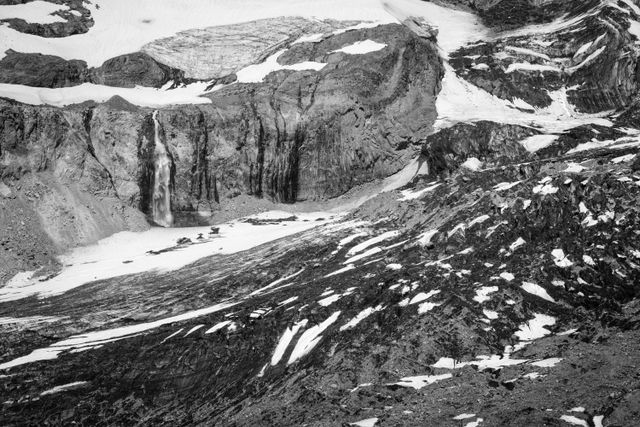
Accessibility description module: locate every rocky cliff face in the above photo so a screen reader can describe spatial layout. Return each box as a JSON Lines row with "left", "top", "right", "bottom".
{"left": 0, "top": 23, "right": 442, "bottom": 253}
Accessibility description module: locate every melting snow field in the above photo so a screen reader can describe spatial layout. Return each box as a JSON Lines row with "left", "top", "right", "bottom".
{"left": 0, "top": 211, "right": 337, "bottom": 302}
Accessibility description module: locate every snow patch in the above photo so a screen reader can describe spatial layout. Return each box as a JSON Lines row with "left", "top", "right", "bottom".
{"left": 520, "top": 134, "right": 559, "bottom": 152}
{"left": 332, "top": 39, "right": 386, "bottom": 54}
{"left": 288, "top": 311, "right": 341, "bottom": 364}
{"left": 515, "top": 314, "right": 556, "bottom": 342}
{"left": 392, "top": 373, "right": 452, "bottom": 389}
{"left": 461, "top": 157, "right": 483, "bottom": 171}
{"left": 340, "top": 305, "right": 384, "bottom": 331}
{"left": 40, "top": 381, "right": 89, "bottom": 396}
{"left": 271, "top": 320, "right": 308, "bottom": 365}
{"left": 521, "top": 282, "right": 555, "bottom": 302}
{"left": 236, "top": 50, "right": 326, "bottom": 83}
{"left": 552, "top": 249, "right": 574, "bottom": 268}
{"left": 531, "top": 357, "right": 563, "bottom": 368}
{"left": 474, "top": 286, "right": 498, "bottom": 303}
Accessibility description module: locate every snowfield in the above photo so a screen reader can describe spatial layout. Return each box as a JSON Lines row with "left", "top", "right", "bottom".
{"left": 0, "top": 211, "right": 338, "bottom": 302}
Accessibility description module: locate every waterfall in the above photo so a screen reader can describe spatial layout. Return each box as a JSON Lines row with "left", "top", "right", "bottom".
{"left": 151, "top": 111, "right": 174, "bottom": 227}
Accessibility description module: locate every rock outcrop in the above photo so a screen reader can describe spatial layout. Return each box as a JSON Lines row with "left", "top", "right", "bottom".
{"left": 0, "top": 50, "right": 191, "bottom": 89}
{"left": 422, "top": 121, "right": 535, "bottom": 177}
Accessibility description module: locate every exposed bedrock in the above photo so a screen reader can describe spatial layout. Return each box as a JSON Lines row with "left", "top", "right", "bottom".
{"left": 0, "top": 23, "right": 443, "bottom": 238}
{"left": 421, "top": 121, "right": 535, "bottom": 177}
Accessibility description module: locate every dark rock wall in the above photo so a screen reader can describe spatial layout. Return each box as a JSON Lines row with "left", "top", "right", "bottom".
{"left": 0, "top": 24, "right": 443, "bottom": 227}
